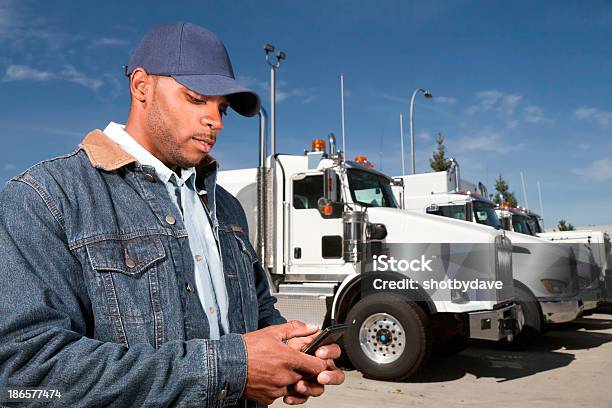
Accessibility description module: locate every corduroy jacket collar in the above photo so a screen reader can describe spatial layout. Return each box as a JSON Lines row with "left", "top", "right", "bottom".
{"left": 78, "top": 129, "right": 219, "bottom": 182}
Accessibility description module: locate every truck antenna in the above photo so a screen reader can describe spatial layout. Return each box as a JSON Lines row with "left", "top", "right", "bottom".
{"left": 520, "top": 171, "right": 529, "bottom": 209}
{"left": 537, "top": 181, "right": 545, "bottom": 229}
{"left": 340, "top": 73, "right": 346, "bottom": 158}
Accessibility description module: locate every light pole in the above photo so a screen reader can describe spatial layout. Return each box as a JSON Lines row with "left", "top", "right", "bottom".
{"left": 264, "top": 44, "right": 285, "bottom": 155}
{"left": 409, "top": 88, "right": 433, "bottom": 174}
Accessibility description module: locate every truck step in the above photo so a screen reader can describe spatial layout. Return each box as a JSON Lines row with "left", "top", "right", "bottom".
{"left": 277, "top": 282, "right": 336, "bottom": 296}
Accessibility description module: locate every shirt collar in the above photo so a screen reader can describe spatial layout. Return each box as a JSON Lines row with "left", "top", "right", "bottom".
{"left": 103, "top": 122, "right": 198, "bottom": 187}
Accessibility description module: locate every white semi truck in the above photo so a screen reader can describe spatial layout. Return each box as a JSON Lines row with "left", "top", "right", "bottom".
{"left": 538, "top": 228, "right": 611, "bottom": 306}
{"left": 497, "top": 208, "right": 604, "bottom": 312}
{"left": 217, "top": 119, "right": 520, "bottom": 381}
{"left": 394, "top": 162, "right": 581, "bottom": 345}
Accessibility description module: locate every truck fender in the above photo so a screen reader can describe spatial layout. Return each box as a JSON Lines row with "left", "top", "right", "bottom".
{"left": 331, "top": 271, "right": 437, "bottom": 324}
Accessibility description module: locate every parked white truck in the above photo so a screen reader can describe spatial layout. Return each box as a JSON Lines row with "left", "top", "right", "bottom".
{"left": 497, "top": 208, "right": 604, "bottom": 312}
{"left": 395, "top": 162, "right": 581, "bottom": 345}
{"left": 217, "top": 121, "right": 520, "bottom": 381}
{"left": 538, "top": 227, "right": 611, "bottom": 306}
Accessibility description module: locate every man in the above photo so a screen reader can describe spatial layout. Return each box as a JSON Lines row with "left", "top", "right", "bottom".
{"left": 0, "top": 22, "right": 344, "bottom": 407}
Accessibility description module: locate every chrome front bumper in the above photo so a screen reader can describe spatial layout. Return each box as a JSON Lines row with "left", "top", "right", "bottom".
{"left": 468, "top": 303, "right": 523, "bottom": 341}
{"left": 539, "top": 298, "right": 583, "bottom": 323}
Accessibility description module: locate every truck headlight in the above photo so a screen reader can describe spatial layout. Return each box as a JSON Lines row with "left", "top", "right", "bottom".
{"left": 541, "top": 279, "right": 567, "bottom": 294}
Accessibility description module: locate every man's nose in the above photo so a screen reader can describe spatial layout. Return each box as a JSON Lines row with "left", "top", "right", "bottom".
{"left": 201, "top": 109, "right": 224, "bottom": 130}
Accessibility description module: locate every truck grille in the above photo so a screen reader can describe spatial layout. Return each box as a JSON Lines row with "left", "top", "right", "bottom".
{"left": 495, "top": 235, "right": 514, "bottom": 302}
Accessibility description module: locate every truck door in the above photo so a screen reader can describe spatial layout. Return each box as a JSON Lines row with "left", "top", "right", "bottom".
{"left": 288, "top": 172, "right": 346, "bottom": 277}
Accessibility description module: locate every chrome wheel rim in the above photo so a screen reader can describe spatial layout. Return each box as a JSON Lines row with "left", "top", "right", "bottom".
{"left": 359, "top": 312, "right": 406, "bottom": 364}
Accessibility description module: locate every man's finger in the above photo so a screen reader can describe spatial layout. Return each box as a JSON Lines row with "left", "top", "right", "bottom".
{"left": 276, "top": 320, "right": 319, "bottom": 342}
{"left": 291, "top": 352, "right": 327, "bottom": 376}
{"left": 317, "top": 368, "right": 345, "bottom": 385}
{"left": 283, "top": 394, "right": 309, "bottom": 405}
{"left": 314, "top": 343, "right": 341, "bottom": 359}
{"left": 293, "top": 379, "right": 325, "bottom": 397}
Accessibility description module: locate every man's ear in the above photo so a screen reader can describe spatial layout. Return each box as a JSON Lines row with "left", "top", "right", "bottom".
{"left": 129, "top": 68, "right": 152, "bottom": 103}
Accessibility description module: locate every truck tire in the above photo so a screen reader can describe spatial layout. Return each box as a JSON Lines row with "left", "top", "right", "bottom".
{"left": 510, "top": 285, "right": 542, "bottom": 348}
{"left": 344, "top": 293, "right": 431, "bottom": 381}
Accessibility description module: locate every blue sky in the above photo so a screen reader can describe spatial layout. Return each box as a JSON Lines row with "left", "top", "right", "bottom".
{"left": 1, "top": 0, "right": 611, "bottom": 228}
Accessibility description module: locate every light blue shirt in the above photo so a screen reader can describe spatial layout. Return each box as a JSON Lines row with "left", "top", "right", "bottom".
{"left": 104, "top": 122, "right": 229, "bottom": 339}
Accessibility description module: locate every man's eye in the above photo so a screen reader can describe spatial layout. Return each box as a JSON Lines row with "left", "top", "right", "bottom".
{"left": 189, "top": 95, "right": 205, "bottom": 104}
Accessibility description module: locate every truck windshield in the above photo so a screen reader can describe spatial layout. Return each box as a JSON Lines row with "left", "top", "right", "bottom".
{"left": 512, "top": 214, "right": 534, "bottom": 235}
{"left": 473, "top": 201, "right": 502, "bottom": 228}
{"left": 428, "top": 204, "right": 468, "bottom": 220}
{"left": 347, "top": 169, "right": 398, "bottom": 208}
{"left": 526, "top": 215, "right": 543, "bottom": 234}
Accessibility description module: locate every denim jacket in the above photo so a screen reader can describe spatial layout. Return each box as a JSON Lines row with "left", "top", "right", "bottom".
{"left": 0, "top": 130, "right": 285, "bottom": 407}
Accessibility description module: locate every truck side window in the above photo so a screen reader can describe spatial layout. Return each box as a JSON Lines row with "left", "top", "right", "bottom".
{"left": 293, "top": 174, "right": 340, "bottom": 210}
{"left": 322, "top": 235, "right": 343, "bottom": 258}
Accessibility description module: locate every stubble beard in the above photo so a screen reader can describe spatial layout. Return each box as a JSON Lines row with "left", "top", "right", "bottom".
{"left": 146, "top": 97, "right": 201, "bottom": 170}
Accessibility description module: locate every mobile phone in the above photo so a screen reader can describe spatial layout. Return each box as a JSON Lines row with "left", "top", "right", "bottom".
{"left": 302, "top": 323, "right": 348, "bottom": 355}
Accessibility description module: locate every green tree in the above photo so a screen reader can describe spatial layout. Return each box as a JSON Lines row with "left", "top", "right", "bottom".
{"left": 557, "top": 220, "right": 576, "bottom": 231}
{"left": 493, "top": 174, "right": 518, "bottom": 207}
{"left": 429, "top": 133, "right": 452, "bottom": 172}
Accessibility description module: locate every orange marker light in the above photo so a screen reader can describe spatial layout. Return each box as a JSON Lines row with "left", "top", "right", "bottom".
{"left": 321, "top": 204, "right": 334, "bottom": 216}
{"left": 354, "top": 156, "right": 374, "bottom": 168}
{"left": 311, "top": 139, "right": 326, "bottom": 152}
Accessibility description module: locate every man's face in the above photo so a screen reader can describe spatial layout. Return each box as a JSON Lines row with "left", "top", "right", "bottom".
{"left": 144, "top": 75, "right": 229, "bottom": 170}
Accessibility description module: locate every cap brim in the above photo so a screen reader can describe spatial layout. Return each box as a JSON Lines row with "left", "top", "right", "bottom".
{"left": 172, "top": 74, "right": 261, "bottom": 117}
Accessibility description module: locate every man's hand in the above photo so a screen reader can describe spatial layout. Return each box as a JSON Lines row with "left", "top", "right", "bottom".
{"left": 284, "top": 329, "right": 346, "bottom": 405}
{"left": 242, "top": 321, "right": 329, "bottom": 405}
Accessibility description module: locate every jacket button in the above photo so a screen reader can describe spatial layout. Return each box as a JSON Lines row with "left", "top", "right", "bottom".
{"left": 165, "top": 215, "right": 176, "bottom": 225}
{"left": 143, "top": 173, "right": 155, "bottom": 182}
{"left": 218, "top": 387, "right": 228, "bottom": 400}
{"left": 186, "top": 283, "right": 193, "bottom": 292}
{"left": 195, "top": 255, "right": 202, "bottom": 262}
{"left": 125, "top": 258, "right": 136, "bottom": 268}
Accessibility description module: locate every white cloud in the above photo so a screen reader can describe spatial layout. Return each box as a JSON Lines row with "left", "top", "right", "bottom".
{"left": 59, "top": 65, "right": 103, "bottom": 91}
{"left": 91, "top": 37, "right": 129, "bottom": 47}
{"left": 572, "top": 159, "right": 612, "bottom": 181}
{"left": 2, "top": 163, "right": 16, "bottom": 171}
{"left": 416, "top": 130, "right": 432, "bottom": 141}
{"left": 507, "top": 120, "right": 519, "bottom": 129}
{"left": 238, "top": 76, "right": 315, "bottom": 105}
{"left": 236, "top": 75, "right": 268, "bottom": 93}
{"left": 573, "top": 106, "right": 612, "bottom": 127}
{"left": 2, "top": 64, "right": 104, "bottom": 91}
{"left": 523, "top": 105, "right": 544, "bottom": 123}
{"left": 450, "top": 129, "right": 524, "bottom": 154}
{"left": 466, "top": 90, "right": 523, "bottom": 116}
{"left": 433, "top": 96, "right": 456, "bottom": 105}
{"left": 3, "top": 65, "right": 53, "bottom": 81}
{"left": 375, "top": 91, "right": 405, "bottom": 104}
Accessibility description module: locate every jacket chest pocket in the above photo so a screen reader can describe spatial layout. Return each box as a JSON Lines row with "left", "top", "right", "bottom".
{"left": 86, "top": 235, "right": 166, "bottom": 324}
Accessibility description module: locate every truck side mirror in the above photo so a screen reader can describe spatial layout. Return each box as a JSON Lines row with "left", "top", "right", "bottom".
{"left": 426, "top": 204, "right": 439, "bottom": 214}
{"left": 323, "top": 168, "right": 338, "bottom": 202}
{"left": 392, "top": 177, "right": 404, "bottom": 187}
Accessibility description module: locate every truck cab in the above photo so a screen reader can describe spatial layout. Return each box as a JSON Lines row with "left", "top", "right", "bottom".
{"left": 218, "top": 133, "right": 521, "bottom": 381}
{"left": 396, "top": 166, "right": 582, "bottom": 345}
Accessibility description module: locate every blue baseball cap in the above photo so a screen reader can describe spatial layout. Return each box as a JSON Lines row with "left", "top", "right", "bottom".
{"left": 126, "top": 22, "right": 260, "bottom": 117}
